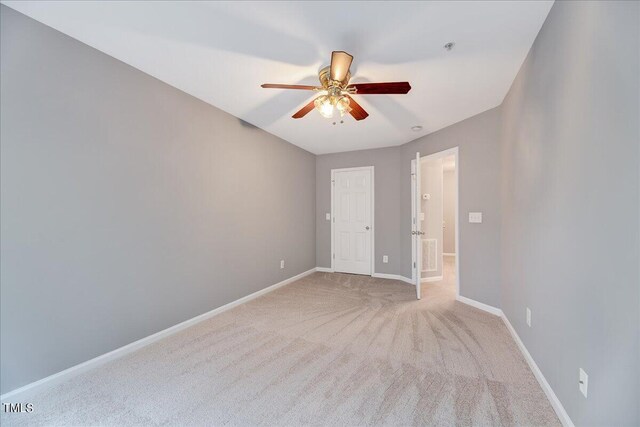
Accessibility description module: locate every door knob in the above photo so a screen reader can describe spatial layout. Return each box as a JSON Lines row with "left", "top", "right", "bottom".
{"left": 365, "top": 226, "right": 370, "bottom": 230}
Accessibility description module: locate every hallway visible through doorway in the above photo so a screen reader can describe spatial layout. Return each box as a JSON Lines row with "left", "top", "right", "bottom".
{"left": 420, "top": 153, "right": 457, "bottom": 289}
{"left": 420, "top": 254, "right": 457, "bottom": 297}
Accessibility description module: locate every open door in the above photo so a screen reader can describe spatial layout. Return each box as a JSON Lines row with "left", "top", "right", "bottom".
{"left": 411, "top": 152, "right": 422, "bottom": 299}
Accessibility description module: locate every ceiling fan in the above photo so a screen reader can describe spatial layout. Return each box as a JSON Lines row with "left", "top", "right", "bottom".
{"left": 261, "top": 51, "right": 411, "bottom": 121}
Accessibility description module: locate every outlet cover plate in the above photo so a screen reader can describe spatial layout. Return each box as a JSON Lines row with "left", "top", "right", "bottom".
{"left": 469, "top": 212, "right": 483, "bottom": 223}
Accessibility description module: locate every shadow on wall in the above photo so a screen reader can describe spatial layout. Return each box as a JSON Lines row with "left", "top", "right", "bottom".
{"left": 237, "top": 119, "right": 259, "bottom": 129}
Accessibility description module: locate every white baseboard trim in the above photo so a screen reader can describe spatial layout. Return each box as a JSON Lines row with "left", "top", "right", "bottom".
{"left": 443, "top": 253, "right": 456, "bottom": 257}
{"left": 456, "top": 295, "right": 503, "bottom": 317}
{"left": 372, "top": 272, "right": 414, "bottom": 285}
{"left": 315, "top": 267, "right": 334, "bottom": 273}
{"left": 421, "top": 275, "right": 443, "bottom": 283}
{"left": 455, "top": 295, "right": 574, "bottom": 427}
{"left": 501, "top": 315, "right": 575, "bottom": 427}
{"left": 0, "top": 267, "right": 317, "bottom": 401}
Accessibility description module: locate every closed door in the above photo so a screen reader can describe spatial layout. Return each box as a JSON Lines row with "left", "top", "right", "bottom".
{"left": 333, "top": 168, "right": 372, "bottom": 275}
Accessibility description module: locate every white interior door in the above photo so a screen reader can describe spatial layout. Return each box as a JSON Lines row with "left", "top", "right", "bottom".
{"left": 412, "top": 152, "right": 422, "bottom": 299}
{"left": 333, "top": 168, "right": 373, "bottom": 275}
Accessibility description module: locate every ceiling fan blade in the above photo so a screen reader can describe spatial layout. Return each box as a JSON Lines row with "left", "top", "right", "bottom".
{"left": 261, "top": 84, "right": 319, "bottom": 90}
{"left": 347, "top": 82, "right": 412, "bottom": 94}
{"left": 345, "top": 95, "right": 369, "bottom": 121}
{"left": 292, "top": 98, "right": 317, "bottom": 119}
{"left": 330, "top": 51, "right": 353, "bottom": 82}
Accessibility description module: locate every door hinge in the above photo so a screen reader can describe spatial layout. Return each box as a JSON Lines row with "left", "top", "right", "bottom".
{"left": 333, "top": 253, "right": 335, "bottom": 259}
{"left": 413, "top": 262, "right": 416, "bottom": 268}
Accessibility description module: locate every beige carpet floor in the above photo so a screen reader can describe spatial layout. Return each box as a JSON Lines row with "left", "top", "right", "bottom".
{"left": 2, "top": 257, "right": 559, "bottom": 426}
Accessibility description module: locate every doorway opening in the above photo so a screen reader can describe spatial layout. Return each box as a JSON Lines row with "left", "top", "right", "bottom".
{"left": 411, "top": 148, "right": 459, "bottom": 299}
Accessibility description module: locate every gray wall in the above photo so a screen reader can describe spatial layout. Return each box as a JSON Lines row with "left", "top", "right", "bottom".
{"left": 500, "top": 1, "right": 639, "bottom": 425}
{"left": 316, "top": 107, "right": 502, "bottom": 308}
{"left": 0, "top": 6, "right": 316, "bottom": 394}
{"left": 402, "top": 108, "right": 503, "bottom": 307}
{"left": 316, "top": 146, "right": 402, "bottom": 275}
{"left": 443, "top": 170, "right": 456, "bottom": 254}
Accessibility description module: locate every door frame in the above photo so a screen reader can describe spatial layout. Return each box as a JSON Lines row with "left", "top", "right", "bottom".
{"left": 330, "top": 166, "right": 375, "bottom": 275}
{"left": 411, "top": 147, "right": 459, "bottom": 297}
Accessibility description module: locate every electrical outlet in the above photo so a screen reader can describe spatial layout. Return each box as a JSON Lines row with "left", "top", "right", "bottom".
{"left": 325, "top": 213, "right": 331, "bottom": 221}
{"left": 383, "top": 255, "right": 388, "bottom": 263}
{"left": 280, "top": 260, "right": 285, "bottom": 269}
{"left": 579, "top": 368, "right": 588, "bottom": 398}
{"left": 526, "top": 308, "right": 531, "bottom": 327}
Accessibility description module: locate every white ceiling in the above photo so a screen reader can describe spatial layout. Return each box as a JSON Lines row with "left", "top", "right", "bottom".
{"left": 3, "top": 1, "right": 553, "bottom": 154}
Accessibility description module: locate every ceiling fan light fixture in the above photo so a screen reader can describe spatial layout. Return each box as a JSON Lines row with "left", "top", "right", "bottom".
{"left": 314, "top": 95, "right": 334, "bottom": 118}
{"left": 336, "top": 96, "right": 352, "bottom": 117}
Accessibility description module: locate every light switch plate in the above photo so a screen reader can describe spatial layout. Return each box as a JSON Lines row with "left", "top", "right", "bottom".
{"left": 383, "top": 255, "right": 388, "bottom": 263}
{"left": 526, "top": 308, "right": 531, "bottom": 327}
{"left": 469, "top": 212, "right": 483, "bottom": 223}
{"left": 280, "top": 260, "right": 285, "bottom": 269}
{"left": 419, "top": 212, "right": 425, "bottom": 221}
{"left": 579, "top": 368, "right": 588, "bottom": 398}
{"left": 325, "top": 213, "right": 331, "bottom": 221}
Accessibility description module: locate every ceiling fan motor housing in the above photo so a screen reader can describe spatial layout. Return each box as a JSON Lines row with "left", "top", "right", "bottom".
{"left": 319, "top": 66, "right": 350, "bottom": 89}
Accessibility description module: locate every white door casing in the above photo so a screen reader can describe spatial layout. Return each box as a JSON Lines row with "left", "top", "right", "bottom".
{"left": 412, "top": 152, "right": 422, "bottom": 299}
{"left": 331, "top": 167, "right": 374, "bottom": 275}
